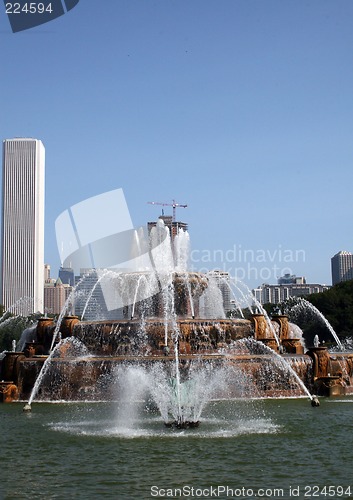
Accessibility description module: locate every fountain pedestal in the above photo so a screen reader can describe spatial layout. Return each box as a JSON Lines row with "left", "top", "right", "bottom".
{"left": 307, "top": 347, "right": 346, "bottom": 396}
{"left": 271, "top": 314, "right": 290, "bottom": 340}
{"left": 24, "top": 342, "right": 43, "bottom": 357}
{"left": 252, "top": 314, "right": 279, "bottom": 352}
{"left": 1, "top": 352, "right": 25, "bottom": 380}
{"left": 314, "top": 376, "right": 345, "bottom": 397}
{"left": 60, "top": 316, "right": 80, "bottom": 338}
{"left": 36, "top": 317, "right": 55, "bottom": 343}
{"left": 281, "top": 339, "right": 304, "bottom": 354}
{"left": 0, "top": 381, "right": 18, "bottom": 403}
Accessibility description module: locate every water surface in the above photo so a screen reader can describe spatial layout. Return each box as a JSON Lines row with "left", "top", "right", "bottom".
{"left": 1, "top": 398, "right": 353, "bottom": 499}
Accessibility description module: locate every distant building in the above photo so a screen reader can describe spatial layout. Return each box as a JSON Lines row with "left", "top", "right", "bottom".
{"left": 73, "top": 269, "right": 113, "bottom": 320}
{"left": 1, "top": 138, "right": 45, "bottom": 314}
{"left": 277, "top": 273, "right": 306, "bottom": 285}
{"left": 253, "top": 282, "right": 330, "bottom": 305}
{"left": 147, "top": 215, "right": 188, "bottom": 241}
{"left": 44, "top": 278, "right": 72, "bottom": 315}
{"left": 59, "top": 266, "right": 75, "bottom": 287}
{"left": 44, "top": 264, "right": 52, "bottom": 283}
{"left": 331, "top": 251, "right": 353, "bottom": 285}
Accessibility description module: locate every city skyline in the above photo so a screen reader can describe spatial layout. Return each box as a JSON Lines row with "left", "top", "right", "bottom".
{"left": 1, "top": 2, "right": 353, "bottom": 289}
{"left": 0, "top": 138, "right": 348, "bottom": 295}
{"left": 0, "top": 140, "right": 349, "bottom": 294}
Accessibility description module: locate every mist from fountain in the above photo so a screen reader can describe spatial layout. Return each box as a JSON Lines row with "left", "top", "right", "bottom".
{"left": 164, "top": 281, "right": 184, "bottom": 422}
{"left": 199, "top": 278, "right": 225, "bottom": 319}
{"left": 150, "top": 363, "right": 234, "bottom": 425}
{"left": 112, "top": 360, "right": 248, "bottom": 429}
{"left": 113, "top": 365, "right": 151, "bottom": 431}
{"left": 174, "top": 227, "right": 190, "bottom": 272}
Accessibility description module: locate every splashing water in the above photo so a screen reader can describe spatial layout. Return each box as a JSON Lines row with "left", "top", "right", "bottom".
{"left": 290, "top": 298, "right": 343, "bottom": 350}
{"left": 50, "top": 274, "right": 92, "bottom": 351}
{"left": 28, "top": 337, "right": 90, "bottom": 406}
{"left": 232, "top": 338, "right": 314, "bottom": 400}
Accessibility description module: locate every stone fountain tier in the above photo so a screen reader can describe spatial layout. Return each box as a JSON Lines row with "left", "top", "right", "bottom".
{"left": 72, "top": 318, "right": 253, "bottom": 356}
{"left": 14, "top": 349, "right": 350, "bottom": 402}
{"left": 5, "top": 345, "right": 353, "bottom": 402}
{"left": 3, "top": 310, "right": 353, "bottom": 403}
{"left": 116, "top": 271, "right": 209, "bottom": 319}
{"left": 13, "top": 354, "right": 314, "bottom": 402}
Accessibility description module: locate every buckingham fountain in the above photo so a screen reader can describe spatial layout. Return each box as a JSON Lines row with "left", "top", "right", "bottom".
{"left": 1, "top": 219, "right": 353, "bottom": 425}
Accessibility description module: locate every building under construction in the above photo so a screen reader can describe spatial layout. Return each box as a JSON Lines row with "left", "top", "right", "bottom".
{"left": 147, "top": 215, "right": 188, "bottom": 240}
{"left": 147, "top": 199, "right": 188, "bottom": 240}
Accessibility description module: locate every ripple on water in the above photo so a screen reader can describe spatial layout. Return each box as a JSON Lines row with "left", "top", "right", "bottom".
{"left": 46, "top": 415, "right": 281, "bottom": 439}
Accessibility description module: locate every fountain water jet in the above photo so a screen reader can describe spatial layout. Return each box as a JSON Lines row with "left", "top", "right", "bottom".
{"left": 289, "top": 298, "right": 343, "bottom": 350}
{"left": 27, "top": 337, "right": 91, "bottom": 407}
{"left": 232, "top": 337, "right": 314, "bottom": 401}
{"left": 49, "top": 274, "right": 92, "bottom": 351}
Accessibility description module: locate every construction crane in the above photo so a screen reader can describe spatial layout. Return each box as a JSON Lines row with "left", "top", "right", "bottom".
{"left": 147, "top": 199, "right": 188, "bottom": 222}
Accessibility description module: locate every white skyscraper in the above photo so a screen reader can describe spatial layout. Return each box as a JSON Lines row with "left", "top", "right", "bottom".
{"left": 331, "top": 251, "right": 353, "bottom": 285}
{"left": 1, "top": 138, "right": 45, "bottom": 314}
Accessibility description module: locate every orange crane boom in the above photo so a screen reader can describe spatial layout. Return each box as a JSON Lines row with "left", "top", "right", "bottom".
{"left": 147, "top": 199, "right": 188, "bottom": 222}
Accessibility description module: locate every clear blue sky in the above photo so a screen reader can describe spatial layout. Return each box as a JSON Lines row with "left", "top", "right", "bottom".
{"left": 1, "top": 0, "right": 353, "bottom": 289}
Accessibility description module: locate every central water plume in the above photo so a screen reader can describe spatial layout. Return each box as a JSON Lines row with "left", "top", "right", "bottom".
{"left": 112, "top": 360, "right": 244, "bottom": 428}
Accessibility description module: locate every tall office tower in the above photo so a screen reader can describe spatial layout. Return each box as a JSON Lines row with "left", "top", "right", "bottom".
{"left": 1, "top": 138, "right": 45, "bottom": 315}
{"left": 58, "top": 266, "right": 75, "bottom": 287}
{"left": 331, "top": 251, "right": 353, "bottom": 285}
